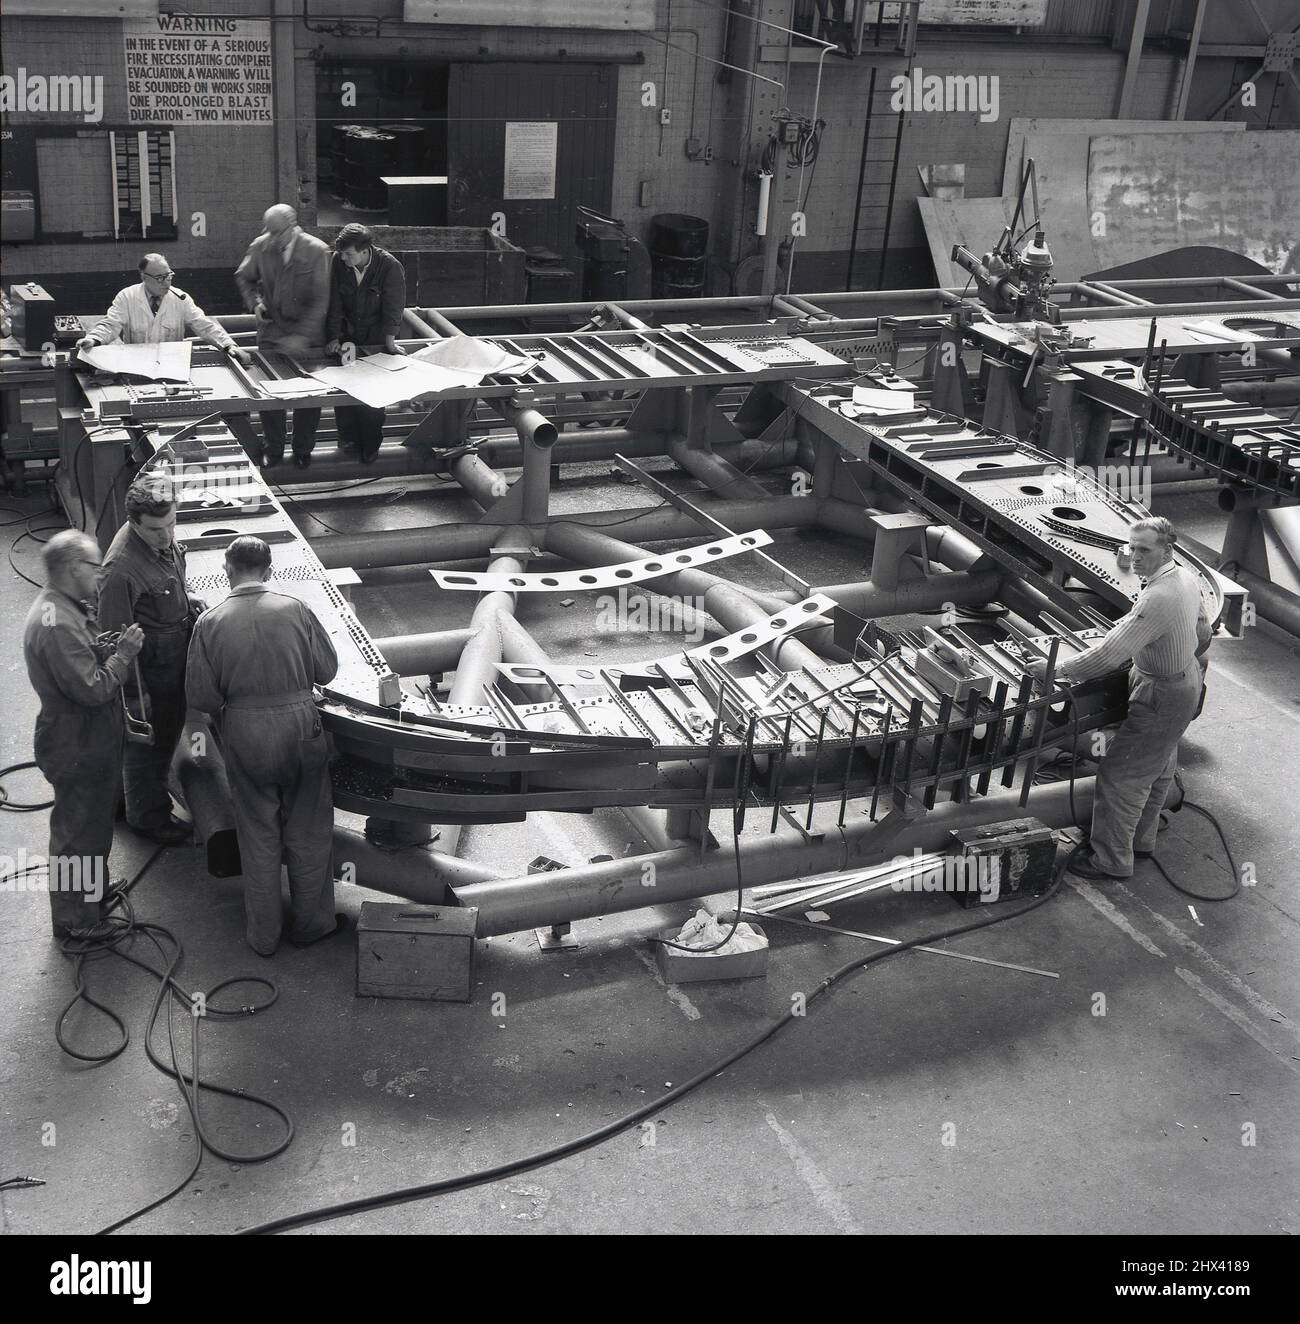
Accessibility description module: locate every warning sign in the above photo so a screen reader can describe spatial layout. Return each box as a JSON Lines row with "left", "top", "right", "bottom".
{"left": 123, "top": 16, "right": 272, "bottom": 124}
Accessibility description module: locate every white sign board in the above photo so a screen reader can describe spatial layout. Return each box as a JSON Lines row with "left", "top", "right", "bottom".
{"left": 403, "top": 0, "right": 654, "bottom": 29}
{"left": 123, "top": 17, "right": 273, "bottom": 125}
{"left": 503, "top": 122, "right": 558, "bottom": 201}
{"left": 883, "top": 0, "right": 1045, "bottom": 22}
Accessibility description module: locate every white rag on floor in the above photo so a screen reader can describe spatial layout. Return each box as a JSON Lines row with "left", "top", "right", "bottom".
{"left": 671, "top": 908, "right": 766, "bottom": 957}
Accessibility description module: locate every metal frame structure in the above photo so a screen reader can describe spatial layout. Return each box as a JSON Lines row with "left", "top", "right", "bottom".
{"left": 54, "top": 269, "right": 1298, "bottom": 942}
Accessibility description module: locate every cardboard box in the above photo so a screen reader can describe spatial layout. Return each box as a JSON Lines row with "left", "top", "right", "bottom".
{"left": 654, "top": 923, "right": 769, "bottom": 984}
{"left": 356, "top": 902, "right": 478, "bottom": 1002}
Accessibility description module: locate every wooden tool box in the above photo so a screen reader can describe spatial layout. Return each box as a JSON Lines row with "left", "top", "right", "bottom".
{"left": 356, "top": 903, "right": 479, "bottom": 1002}
{"left": 949, "top": 817, "right": 1056, "bottom": 907}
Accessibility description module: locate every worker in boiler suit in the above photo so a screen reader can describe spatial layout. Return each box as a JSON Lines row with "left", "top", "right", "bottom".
{"left": 98, "top": 478, "right": 198, "bottom": 846}
{"left": 22, "top": 530, "right": 145, "bottom": 938}
{"left": 77, "top": 253, "right": 251, "bottom": 363}
{"left": 1026, "top": 516, "right": 1211, "bottom": 881}
{"left": 185, "top": 536, "right": 342, "bottom": 956}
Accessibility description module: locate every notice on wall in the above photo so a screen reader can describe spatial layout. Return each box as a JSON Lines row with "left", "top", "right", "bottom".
{"left": 123, "top": 17, "right": 272, "bottom": 124}
{"left": 503, "top": 122, "right": 557, "bottom": 201}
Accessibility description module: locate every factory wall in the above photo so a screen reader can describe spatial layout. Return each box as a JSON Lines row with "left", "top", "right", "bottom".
{"left": 2, "top": 0, "right": 1290, "bottom": 317}
{"left": 0, "top": 3, "right": 276, "bottom": 314}
{"left": 778, "top": 42, "right": 1187, "bottom": 293}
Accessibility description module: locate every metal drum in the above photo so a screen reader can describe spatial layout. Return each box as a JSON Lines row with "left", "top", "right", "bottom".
{"left": 378, "top": 123, "right": 427, "bottom": 175}
{"left": 342, "top": 126, "right": 397, "bottom": 211}
{"left": 649, "top": 213, "right": 708, "bottom": 299}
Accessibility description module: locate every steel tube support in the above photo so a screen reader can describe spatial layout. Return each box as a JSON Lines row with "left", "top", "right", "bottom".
{"left": 332, "top": 825, "right": 498, "bottom": 905}
{"left": 544, "top": 521, "right": 825, "bottom": 670}
{"left": 448, "top": 534, "right": 531, "bottom": 705}
{"left": 371, "top": 628, "right": 476, "bottom": 677}
{"left": 458, "top": 780, "right": 1096, "bottom": 936}
{"left": 314, "top": 522, "right": 501, "bottom": 570}
{"left": 670, "top": 439, "right": 771, "bottom": 502}
{"left": 1178, "top": 532, "right": 1300, "bottom": 640}
{"left": 818, "top": 568, "right": 1005, "bottom": 618}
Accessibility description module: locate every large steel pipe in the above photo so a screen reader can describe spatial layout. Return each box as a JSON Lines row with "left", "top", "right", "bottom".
{"left": 448, "top": 532, "right": 531, "bottom": 704}
{"left": 1170, "top": 532, "right": 1300, "bottom": 640}
{"left": 818, "top": 568, "right": 1006, "bottom": 620}
{"left": 449, "top": 450, "right": 505, "bottom": 508}
{"left": 307, "top": 498, "right": 821, "bottom": 571}
{"left": 371, "top": 628, "right": 475, "bottom": 677}
{"left": 545, "top": 521, "right": 825, "bottom": 670}
{"left": 332, "top": 825, "right": 498, "bottom": 904}
{"left": 457, "top": 780, "right": 1096, "bottom": 936}
{"left": 670, "top": 439, "right": 771, "bottom": 502}
{"left": 314, "top": 522, "right": 501, "bottom": 570}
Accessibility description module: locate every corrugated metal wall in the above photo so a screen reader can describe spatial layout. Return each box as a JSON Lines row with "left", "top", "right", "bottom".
{"left": 1042, "top": 0, "right": 1115, "bottom": 37}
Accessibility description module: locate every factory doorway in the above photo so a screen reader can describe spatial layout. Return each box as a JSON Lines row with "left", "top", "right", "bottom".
{"left": 315, "top": 60, "right": 450, "bottom": 226}
{"left": 446, "top": 62, "right": 616, "bottom": 260}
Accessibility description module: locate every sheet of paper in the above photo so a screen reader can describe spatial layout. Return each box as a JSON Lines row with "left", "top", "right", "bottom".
{"left": 851, "top": 386, "right": 916, "bottom": 413}
{"left": 80, "top": 341, "right": 192, "bottom": 382}
{"left": 410, "top": 336, "right": 537, "bottom": 378}
{"left": 360, "top": 353, "right": 414, "bottom": 373}
{"left": 308, "top": 356, "right": 478, "bottom": 408}
{"left": 259, "top": 376, "right": 334, "bottom": 397}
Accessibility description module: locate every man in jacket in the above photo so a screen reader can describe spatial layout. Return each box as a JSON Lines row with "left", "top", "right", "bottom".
{"left": 98, "top": 478, "right": 198, "bottom": 846}
{"left": 23, "top": 530, "right": 145, "bottom": 938}
{"left": 77, "top": 253, "right": 251, "bottom": 364}
{"left": 325, "top": 223, "right": 408, "bottom": 464}
{"left": 186, "top": 536, "right": 342, "bottom": 956}
{"left": 235, "top": 204, "right": 331, "bottom": 469}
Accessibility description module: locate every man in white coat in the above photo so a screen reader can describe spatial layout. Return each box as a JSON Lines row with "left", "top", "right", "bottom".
{"left": 78, "top": 254, "right": 251, "bottom": 364}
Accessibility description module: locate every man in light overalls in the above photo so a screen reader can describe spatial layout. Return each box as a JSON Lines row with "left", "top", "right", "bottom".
{"left": 1028, "top": 516, "right": 1210, "bottom": 881}
{"left": 185, "top": 536, "right": 341, "bottom": 956}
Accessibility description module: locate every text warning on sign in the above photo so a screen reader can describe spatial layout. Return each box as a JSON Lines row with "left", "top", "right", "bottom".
{"left": 123, "top": 17, "right": 272, "bottom": 125}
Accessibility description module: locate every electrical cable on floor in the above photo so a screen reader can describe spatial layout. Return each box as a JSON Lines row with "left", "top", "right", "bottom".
{"left": 7, "top": 507, "right": 67, "bottom": 588}
{"left": 1034, "top": 683, "right": 1239, "bottom": 901}
{"left": 0, "top": 760, "right": 55, "bottom": 812}
{"left": 1148, "top": 799, "right": 1241, "bottom": 902}
{"left": 50, "top": 847, "right": 292, "bottom": 1235}
{"left": 238, "top": 864, "right": 1070, "bottom": 1237}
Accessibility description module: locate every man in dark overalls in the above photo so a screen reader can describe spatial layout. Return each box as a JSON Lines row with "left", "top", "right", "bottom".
{"left": 98, "top": 477, "right": 200, "bottom": 845}
{"left": 22, "top": 531, "right": 145, "bottom": 937}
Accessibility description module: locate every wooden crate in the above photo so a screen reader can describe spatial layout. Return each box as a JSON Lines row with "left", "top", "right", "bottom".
{"left": 356, "top": 902, "right": 478, "bottom": 1002}
{"left": 306, "top": 226, "right": 526, "bottom": 307}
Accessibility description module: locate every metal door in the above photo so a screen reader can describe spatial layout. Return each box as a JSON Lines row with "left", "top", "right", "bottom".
{"left": 447, "top": 62, "right": 616, "bottom": 257}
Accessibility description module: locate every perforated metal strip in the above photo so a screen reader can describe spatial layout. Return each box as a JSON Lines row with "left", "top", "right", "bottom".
{"left": 430, "top": 530, "right": 775, "bottom": 592}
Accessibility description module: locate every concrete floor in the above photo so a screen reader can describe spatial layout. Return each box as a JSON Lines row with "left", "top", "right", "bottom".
{"left": 1, "top": 459, "right": 1297, "bottom": 1235}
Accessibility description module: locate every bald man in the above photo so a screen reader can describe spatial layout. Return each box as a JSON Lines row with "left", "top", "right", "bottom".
{"left": 235, "top": 204, "right": 331, "bottom": 470}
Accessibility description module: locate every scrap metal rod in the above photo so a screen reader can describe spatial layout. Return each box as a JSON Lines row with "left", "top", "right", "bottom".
{"left": 748, "top": 911, "right": 1060, "bottom": 979}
